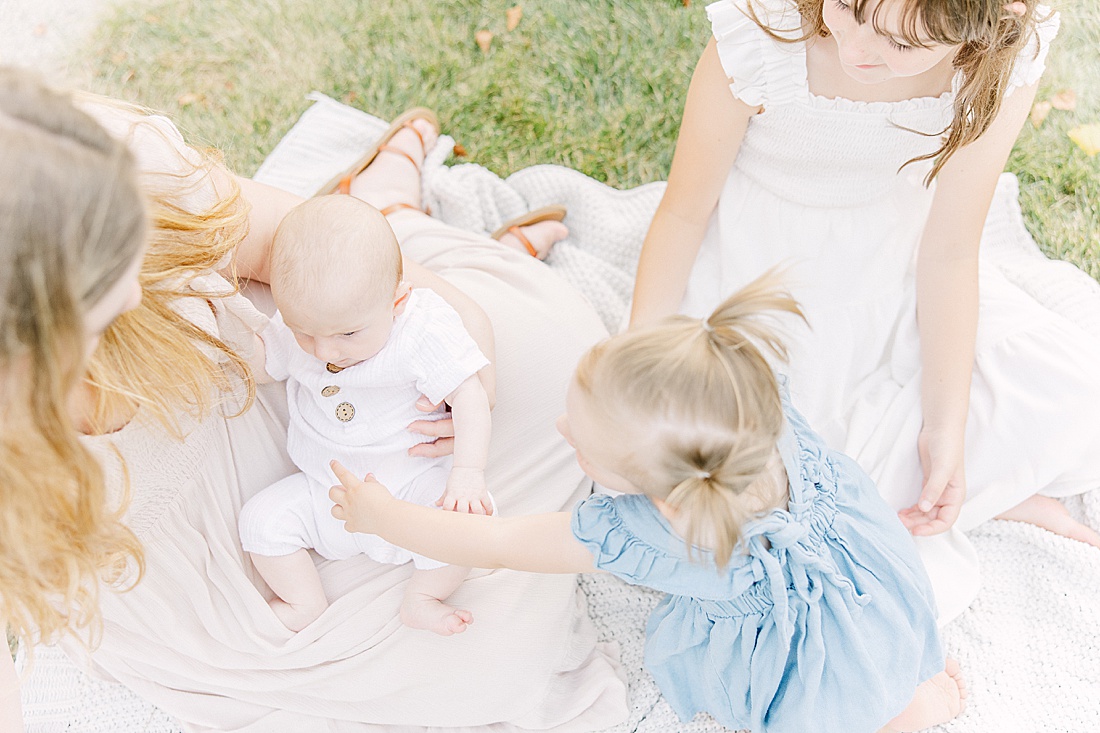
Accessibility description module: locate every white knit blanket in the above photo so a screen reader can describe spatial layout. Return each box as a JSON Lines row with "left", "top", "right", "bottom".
{"left": 20, "top": 94, "right": 1100, "bottom": 733}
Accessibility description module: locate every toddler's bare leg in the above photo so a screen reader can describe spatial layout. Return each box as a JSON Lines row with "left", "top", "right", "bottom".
{"left": 250, "top": 550, "right": 329, "bottom": 632}
{"left": 399, "top": 564, "right": 473, "bottom": 636}
{"left": 880, "top": 657, "right": 967, "bottom": 733}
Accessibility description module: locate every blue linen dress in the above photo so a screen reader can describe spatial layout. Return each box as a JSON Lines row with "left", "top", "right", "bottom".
{"left": 571, "top": 389, "right": 942, "bottom": 733}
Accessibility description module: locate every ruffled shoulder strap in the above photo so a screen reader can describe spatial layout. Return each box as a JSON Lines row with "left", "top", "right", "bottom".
{"left": 705, "top": 0, "right": 807, "bottom": 108}
{"left": 1007, "top": 5, "right": 1060, "bottom": 95}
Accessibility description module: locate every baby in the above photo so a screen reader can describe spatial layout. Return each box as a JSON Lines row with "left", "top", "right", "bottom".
{"left": 238, "top": 195, "right": 492, "bottom": 635}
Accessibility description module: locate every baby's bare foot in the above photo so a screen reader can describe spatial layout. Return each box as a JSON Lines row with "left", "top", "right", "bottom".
{"left": 269, "top": 597, "right": 327, "bottom": 632}
{"left": 349, "top": 118, "right": 439, "bottom": 212}
{"left": 997, "top": 495, "right": 1100, "bottom": 549}
{"left": 498, "top": 220, "right": 569, "bottom": 259}
{"left": 400, "top": 594, "right": 473, "bottom": 636}
{"left": 882, "top": 658, "right": 967, "bottom": 732}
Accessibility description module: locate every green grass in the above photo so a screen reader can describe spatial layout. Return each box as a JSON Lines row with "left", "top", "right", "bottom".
{"left": 75, "top": 0, "right": 1100, "bottom": 278}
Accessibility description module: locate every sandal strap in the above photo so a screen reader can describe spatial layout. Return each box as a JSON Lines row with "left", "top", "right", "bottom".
{"left": 507, "top": 225, "right": 539, "bottom": 258}
{"left": 380, "top": 202, "right": 424, "bottom": 217}
{"left": 378, "top": 144, "right": 421, "bottom": 172}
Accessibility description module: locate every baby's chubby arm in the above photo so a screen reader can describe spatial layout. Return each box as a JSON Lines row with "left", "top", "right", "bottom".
{"left": 437, "top": 375, "right": 493, "bottom": 515}
{"left": 329, "top": 461, "right": 596, "bottom": 573}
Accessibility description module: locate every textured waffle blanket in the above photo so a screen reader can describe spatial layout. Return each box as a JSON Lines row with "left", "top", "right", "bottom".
{"left": 20, "top": 94, "right": 1100, "bottom": 733}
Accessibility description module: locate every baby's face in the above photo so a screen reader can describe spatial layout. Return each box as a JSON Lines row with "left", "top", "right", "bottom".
{"left": 281, "top": 287, "right": 406, "bottom": 369}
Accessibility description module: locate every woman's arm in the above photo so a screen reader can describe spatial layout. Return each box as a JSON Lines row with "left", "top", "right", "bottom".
{"left": 329, "top": 461, "right": 597, "bottom": 573}
{"left": 629, "top": 38, "right": 757, "bottom": 327}
{"left": 899, "top": 80, "right": 1039, "bottom": 536}
{"left": 1, "top": 642, "right": 24, "bottom": 733}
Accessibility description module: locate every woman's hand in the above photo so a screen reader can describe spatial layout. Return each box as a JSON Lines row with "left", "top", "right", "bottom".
{"left": 898, "top": 427, "right": 966, "bottom": 536}
{"left": 329, "top": 461, "right": 393, "bottom": 534}
{"left": 407, "top": 395, "right": 455, "bottom": 458}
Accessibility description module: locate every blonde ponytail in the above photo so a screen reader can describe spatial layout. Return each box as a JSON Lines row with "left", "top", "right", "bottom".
{"left": 576, "top": 271, "right": 803, "bottom": 566}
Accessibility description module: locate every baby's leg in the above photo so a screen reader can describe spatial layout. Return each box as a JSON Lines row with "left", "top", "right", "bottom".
{"left": 879, "top": 657, "right": 968, "bottom": 733}
{"left": 250, "top": 550, "right": 329, "bottom": 632}
{"left": 400, "top": 564, "right": 473, "bottom": 636}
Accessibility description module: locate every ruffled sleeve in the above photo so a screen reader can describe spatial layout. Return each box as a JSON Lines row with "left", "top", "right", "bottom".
{"left": 256, "top": 311, "right": 294, "bottom": 382}
{"left": 1007, "top": 5, "right": 1060, "bottom": 95}
{"left": 706, "top": 0, "right": 806, "bottom": 108}
{"left": 571, "top": 494, "right": 680, "bottom": 587}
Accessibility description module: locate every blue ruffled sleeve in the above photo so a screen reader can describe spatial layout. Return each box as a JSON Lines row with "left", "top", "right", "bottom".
{"left": 571, "top": 494, "right": 678, "bottom": 587}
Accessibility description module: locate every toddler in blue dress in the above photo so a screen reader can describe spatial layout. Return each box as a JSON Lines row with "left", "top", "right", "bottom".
{"left": 329, "top": 274, "right": 965, "bottom": 733}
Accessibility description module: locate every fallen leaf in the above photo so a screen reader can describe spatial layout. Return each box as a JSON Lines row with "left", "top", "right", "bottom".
{"left": 682, "top": 0, "right": 692, "bottom": 6}
{"left": 452, "top": 143, "right": 468, "bottom": 157}
{"left": 1050, "top": 89, "right": 1077, "bottom": 111}
{"left": 506, "top": 6, "right": 523, "bottom": 31}
{"left": 32, "top": 24, "right": 48, "bottom": 37}
{"left": 177, "top": 92, "right": 204, "bottom": 107}
{"left": 475, "top": 29, "right": 493, "bottom": 54}
{"left": 1068, "top": 124, "right": 1100, "bottom": 156}
{"left": 1030, "top": 100, "right": 1052, "bottom": 128}
{"left": 343, "top": 90, "right": 359, "bottom": 104}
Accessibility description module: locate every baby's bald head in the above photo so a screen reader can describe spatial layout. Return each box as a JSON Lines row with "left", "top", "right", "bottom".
{"left": 269, "top": 195, "right": 402, "bottom": 319}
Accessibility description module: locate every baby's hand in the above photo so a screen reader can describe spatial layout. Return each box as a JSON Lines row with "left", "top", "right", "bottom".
{"left": 329, "top": 460, "right": 392, "bottom": 534}
{"left": 436, "top": 467, "right": 493, "bottom": 516}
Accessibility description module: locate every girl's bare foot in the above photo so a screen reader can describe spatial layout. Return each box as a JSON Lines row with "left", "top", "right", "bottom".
{"left": 882, "top": 658, "right": 967, "bottom": 732}
{"left": 497, "top": 220, "right": 569, "bottom": 259}
{"left": 400, "top": 593, "right": 473, "bottom": 636}
{"left": 997, "top": 494, "right": 1100, "bottom": 549}
{"left": 348, "top": 118, "right": 439, "bottom": 213}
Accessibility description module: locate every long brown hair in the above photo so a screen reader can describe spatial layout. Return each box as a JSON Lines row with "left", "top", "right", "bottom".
{"left": 0, "top": 69, "right": 146, "bottom": 648}
{"left": 752, "top": 0, "right": 1044, "bottom": 182}
{"left": 575, "top": 273, "right": 803, "bottom": 566}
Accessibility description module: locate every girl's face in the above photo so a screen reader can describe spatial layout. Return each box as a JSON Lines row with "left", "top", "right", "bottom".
{"left": 82, "top": 251, "right": 144, "bottom": 359}
{"left": 557, "top": 380, "right": 643, "bottom": 495}
{"left": 821, "top": 0, "right": 959, "bottom": 84}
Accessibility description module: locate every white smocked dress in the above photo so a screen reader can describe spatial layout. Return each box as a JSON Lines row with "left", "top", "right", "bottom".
{"left": 683, "top": 0, "right": 1100, "bottom": 622}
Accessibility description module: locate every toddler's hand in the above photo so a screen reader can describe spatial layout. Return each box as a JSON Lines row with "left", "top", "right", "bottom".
{"left": 408, "top": 395, "right": 456, "bottom": 458}
{"left": 437, "top": 467, "right": 493, "bottom": 516}
{"left": 329, "top": 460, "right": 392, "bottom": 534}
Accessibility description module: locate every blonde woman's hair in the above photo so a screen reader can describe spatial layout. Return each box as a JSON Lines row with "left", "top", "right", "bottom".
{"left": 0, "top": 69, "right": 146, "bottom": 647}
{"left": 270, "top": 195, "right": 402, "bottom": 312}
{"left": 575, "top": 274, "right": 803, "bottom": 567}
{"left": 751, "top": 0, "right": 1045, "bottom": 183}
{"left": 78, "top": 95, "right": 254, "bottom": 437}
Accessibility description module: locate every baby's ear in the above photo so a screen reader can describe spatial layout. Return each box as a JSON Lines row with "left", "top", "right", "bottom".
{"left": 393, "top": 281, "right": 412, "bottom": 316}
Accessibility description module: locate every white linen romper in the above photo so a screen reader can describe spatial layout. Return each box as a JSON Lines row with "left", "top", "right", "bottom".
{"left": 239, "top": 288, "right": 489, "bottom": 569}
{"left": 683, "top": 0, "right": 1100, "bottom": 621}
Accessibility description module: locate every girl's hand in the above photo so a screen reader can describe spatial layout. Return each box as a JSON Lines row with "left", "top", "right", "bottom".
{"left": 329, "top": 460, "right": 392, "bottom": 534}
{"left": 407, "top": 395, "right": 455, "bottom": 458}
{"left": 898, "top": 428, "right": 966, "bottom": 536}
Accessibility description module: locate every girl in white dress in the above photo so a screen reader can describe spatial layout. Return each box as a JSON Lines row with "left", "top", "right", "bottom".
{"left": 630, "top": 0, "right": 1100, "bottom": 622}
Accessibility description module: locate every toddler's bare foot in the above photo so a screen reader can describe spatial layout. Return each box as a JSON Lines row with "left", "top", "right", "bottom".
{"left": 400, "top": 594, "right": 473, "bottom": 636}
{"left": 997, "top": 494, "right": 1100, "bottom": 549}
{"left": 349, "top": 118, "right": 439, "bottom": 212}
{"left": 269, "top": 597, "right": 327, "bottom": 632}
{"left": 882, "top": 658, "right": 967, "bottom": 732}
{"left": 497, "top": 220, "right": 569, "bottom": 259}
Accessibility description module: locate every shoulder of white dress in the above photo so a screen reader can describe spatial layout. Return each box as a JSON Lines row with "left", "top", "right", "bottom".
{"left": 1006, "top": 7, "right": 1060, "bottom": 96}
{"left": 706, "top": 0, "right": 806, "bottom": 108}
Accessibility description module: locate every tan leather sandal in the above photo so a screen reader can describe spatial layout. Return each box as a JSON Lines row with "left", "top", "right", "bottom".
{"left": 490, "top": 205, "right": 568, "bottom": 258}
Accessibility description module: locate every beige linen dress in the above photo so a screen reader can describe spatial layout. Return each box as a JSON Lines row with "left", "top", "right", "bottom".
{"left": 63, "top": 106, "right": 628, "bottom": 732}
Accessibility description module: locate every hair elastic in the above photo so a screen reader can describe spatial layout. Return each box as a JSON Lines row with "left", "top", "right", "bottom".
{"left": 696, "top": 470, "right": 712, "bottom": 480}
{"left": 701, "top": 320, "right": 715, "bottom": 334}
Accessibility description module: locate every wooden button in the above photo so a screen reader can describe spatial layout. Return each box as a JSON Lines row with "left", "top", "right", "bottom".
{"left": 326, "top": 362, "right": 345, "bottom": 374}
{"left": 335, "top": 402, "right": 356, "bottom": 422}
{"left": 321, "top": 385, "right": 341, "bottom": 398}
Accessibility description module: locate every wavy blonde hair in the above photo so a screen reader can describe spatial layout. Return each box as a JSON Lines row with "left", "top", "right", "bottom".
{"left": 77, "top": 96, "right": 254, "bottom": 437}
{"left": 0, "top": 69, "right": 146, "bottom": 647}
{"left": 751, "top": 0, "right": 1045, "bottom": 182}
{"left": 575, "top": 274, "right": 804, "bottom": 567}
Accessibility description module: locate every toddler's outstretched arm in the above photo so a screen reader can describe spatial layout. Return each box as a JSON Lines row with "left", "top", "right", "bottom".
{"left": 329, "top": 461, "right": 596, "bottom": 574}
{"left": 630, "top": 38, "right": 756, "bottom": 327}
